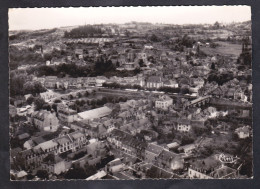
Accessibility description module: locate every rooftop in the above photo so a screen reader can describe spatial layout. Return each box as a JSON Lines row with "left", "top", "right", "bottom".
{"left": 78, "top": 106, "right": 112, "bottom": 120}
{"left": 146, "top": 143, "right": 164, "bottom": 155}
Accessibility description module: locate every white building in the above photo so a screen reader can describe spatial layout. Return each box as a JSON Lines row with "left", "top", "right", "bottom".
{"left": 155, "top": 95, "right": 173, "bottom": 110}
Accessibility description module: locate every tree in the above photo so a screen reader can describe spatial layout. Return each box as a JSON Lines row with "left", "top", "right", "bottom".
{"left": 138, "top": 59, "right": 145, "bottom": 67}
{"left": 42, "top": 103, "right": 51, "bottom": 111}
{"left": 23, "top": 81, "right": 46, "bottom": 95}
{"left": 146, "top": 166, "right": 159, "bottom": 178}
{"left": 65, "top": 167, "right": 87, "bottom": 179}
{"left": 54, "top": 99, "right": 61, "bottom": 103}
{"left": 180, "top": 88, "right": 190, "bottom": 94}
{"left": 10, "top": 73, "right": 26, "bottom": 97}
{"left": 181, "top": 135, "right": 195, "bottom": 145}
{"left": 84, "top": 91, "right": 89, "bottom": 97}
{"left": 77, "top": 92, "right": 82, "bottom": 98}
{"left": 36, "top": 170, "right": 49, "bottom": 180}
{"left": 116, "top": 61, "right": 120, "bottom": 67}
{"left": 150, "top": 34, "right": 160, "bottom": 42}
{"left": 34, "top": 97, "right": 46, "bottom": 111}
{"left": 111, "top": 104, "right": 120, "bottom": 118}
{"left": 52, "top": 103, "right": 58, "bottom": 112}
{"left": 84, "top": 164, "right": 97, "bottom": 178}
{"left": 214, "top": 21, "right": 220, "bottom": 29}
{"left": 211, "top": 63, "right": 216, "bottom": 70}
{"left": 26, "top": 96, "right": 34, "bottom": 105}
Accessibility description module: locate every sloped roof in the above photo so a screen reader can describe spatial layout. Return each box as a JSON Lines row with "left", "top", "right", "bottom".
{"left": 55, "top": 135, "right": 71, "bottom": 145}
{"left": 147, "top": 76, "right": 162, "bottom": 83}
{"left": 78, "top": 106, "right": 112, "bottom": 120}
{"left": 70, "top": 131, "right": 85, "bottom": 140}
{"left": 146, "top": 143, "right": 164, "bottom": 155}
{"left": 36, "top": 140, "right": 58, "bottom": 151}
{"left": 210, "top": 166, "right": 237, "bottom": 178}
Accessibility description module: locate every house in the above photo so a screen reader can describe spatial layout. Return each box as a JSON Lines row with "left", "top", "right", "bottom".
{"left": 105, "top": 158, "right": 125, "bottom": 173}
{"left": 18, "top": 133, "right": 30, "bottom": 140}
{"left": 55, "top": 131, "right": 87, "bottom": 153}
{"left": 163, "top": 80, "right": 179, "bottom": 88}
{"left": 235, "top": 126, "right": 250, "bottom": 139}
{"left": 188, "top": 156, "right": 238, "bottom": 179}
{"left": 167, "top": 142, "right": 180, "bottom": 150}
{"left": 14, "top": 170, "right": 28, "bottom": 180}
{"left": 23, "top": 136, "right": 47, "bottom": 150}
{"left": 29, "top": 110, "right": 59, "bottom": 132}
{"left": 178, "top": 143, "right": 197, "bottom": 154}
{"left": 58, "top": 107, "right": 78, "bottom": 123}
{"left": 234, "top": 88, "right": 247, "bottom": 101}
{"left": 155, "top": 95, "right": 173, "bottom": 110}
{"left": 210, "top": 87, "right": 223, "bottom": 98}
{"left": 40, "top": 90, "right": 60, "bottom": 102}
{"left": 44, "top": 76, "right": 58, "bottom": 88}
{"left": 176, "top": 119, "right": 191, "bottom": 132}
{"left": 86, "top": 170, "right": 107, "bottom": 180}
{"left": 103, "top": 119, "right": 115, "bottom": 133}
{"left": 107, "top": 129, "right": 147, "bottom": 159}
{"left": 70, "top": 120, "right": 89, "bottom": 133}
{"left": 41, "top": 155, "right": 69, "bottom": 175}
{"left": 23, "top": 131, "right": 87, "bottom": 167}
{"left": 9, "top": 105, "right": 17, "bottom": 118}
{"left": 78, "top": 106, "right": 112, "bottom": 120}
{"left": 191, "top": 78, "right": 205, "bottom": 88}
{"left": 146, "top": 76, "right": 163, "bottom": 89}
{"left": 156, "top": 149, "right": 184, "bottom": 171}
{"left": 145, "top": 143, "right": 164, "bottom": 163}
{"left": 96, "top": 76, "right": 107, "bottom": 87}
{"left": 75, "top": 49, "right": 84, "bottom": 59}
{"left": 117, "top": 62, "right": 138, "bottom": 71}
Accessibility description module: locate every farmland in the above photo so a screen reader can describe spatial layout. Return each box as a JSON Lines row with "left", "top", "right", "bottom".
{"left": 201, "top": 41, "right": 242, "bottom": 57}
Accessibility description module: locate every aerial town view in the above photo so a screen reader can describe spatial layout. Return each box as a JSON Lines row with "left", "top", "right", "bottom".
{"left": 9, "top": 7, "right": 252, "bottom": 180}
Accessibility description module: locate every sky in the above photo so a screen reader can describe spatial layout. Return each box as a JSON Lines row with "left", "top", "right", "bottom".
{"left": 9, "top": 6, "right": 251, "bottom": 31}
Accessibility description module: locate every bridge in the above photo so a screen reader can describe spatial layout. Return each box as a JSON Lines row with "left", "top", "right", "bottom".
{"left": 185, "top": 95, "right": 211, "bottom": 109}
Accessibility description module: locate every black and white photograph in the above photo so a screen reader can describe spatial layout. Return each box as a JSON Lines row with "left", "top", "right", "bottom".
{"left": 8, "top": 6, "right": 252, "bottom": 180}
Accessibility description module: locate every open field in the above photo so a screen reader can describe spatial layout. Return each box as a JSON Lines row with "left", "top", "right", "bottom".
{"left": 201, "top": 41, "right": 242, "bottom": 57}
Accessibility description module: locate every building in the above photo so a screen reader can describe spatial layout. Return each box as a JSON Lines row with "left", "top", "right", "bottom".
{"left": 55, "top": 131, "right": 87, "bottom": 154}
{"left": 18, "top": 131, "right": 88, "bottom": 170}
{"left": 188, "top": 156, "right": 238, "bottom": 179}
{"left": 58, "top": 108, "right": 78, "bottom": 123}
{"left": 75, "top": 49, "right": 84, "bottom": 59}
{"left": 78, "top": 106, "right": 112, "bottom": 120}
{"left": 163, "top": 80, "right": 179, "bottom": 88}
{"left": 29, "top": 110, "right": 59, "bottom": 132}
{"left": 176, "top": 119, "right": 191, "bottom": 132}
{"left": 44, "top": 76, "right": 58, "bottom": 88}
{"left": 41, "top": 155, "right": 69, "bottom": 175}
{"left": 107, "top": 129, "right": 147, "bottom": 159}
{"left": 146, "top": 76, "right": 163, "bottom": 89}
{"left": 9, "top": 105, "right": 17, "bottom": 118}
{"left": 117, "top": 62, "right": 138, "bottom": 71}
{"left": 155, "top": 95, "right": 173, "bottom": 110}
{"left": 105, "top": 158, "right": 125, "bottom": 174}
{"left": 96, "top": 76, "right": 107, "bottom": 87}
{"left": 40, "top": 90, "right": 60, "bottom": 102}
{"left": 156, "top": 149, "right": 184, "bottom": 171}
{"left": 235, "top": 126, "right": 250, "bottom": 139}
{"left": 145, "top": 143, "right": 164, "bottom": 163}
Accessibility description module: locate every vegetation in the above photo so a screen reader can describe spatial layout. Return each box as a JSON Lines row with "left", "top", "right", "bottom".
{"left": 9, "top": 46, "right": 44, "bottom": 70}
{"left": 10, "top": 71, "right": 46, "bottom": 97}
{"left": 207, "top": 71, "right": 234, "bottom": 85}
{"left": 64, "top": 25, "right": 103, "bottom": 38}
{"left": 36, "top": 170, "right": 49, "bottom": 180}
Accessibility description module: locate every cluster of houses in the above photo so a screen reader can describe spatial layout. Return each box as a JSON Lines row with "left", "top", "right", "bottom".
{"left": 10, "top": 21, "right": 252, "bottom": 180}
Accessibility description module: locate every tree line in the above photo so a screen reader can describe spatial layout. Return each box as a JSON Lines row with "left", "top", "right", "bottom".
{"left": 64, "top": 25, "right": 104, "bottom": 38}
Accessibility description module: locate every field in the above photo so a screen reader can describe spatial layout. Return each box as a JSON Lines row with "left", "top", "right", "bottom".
{"left": 201, "top": 41, "right": 242, "bottom": 58}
